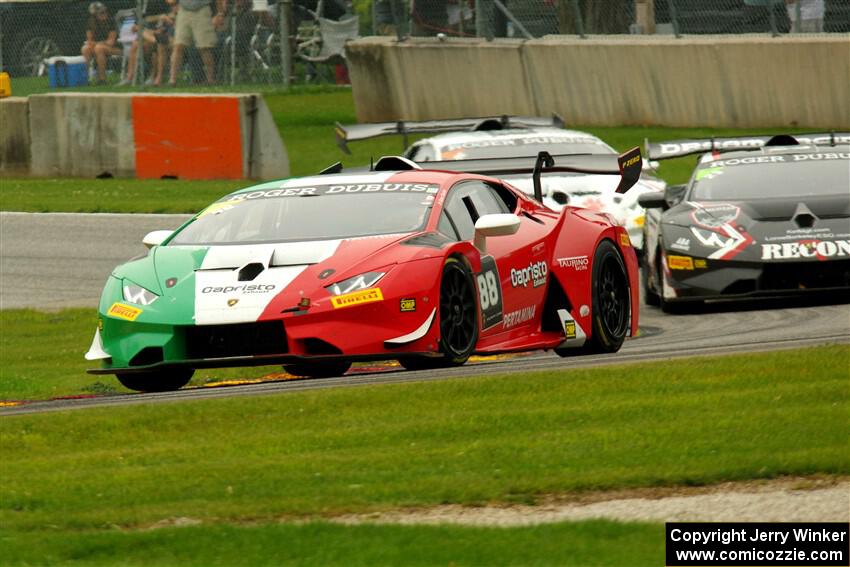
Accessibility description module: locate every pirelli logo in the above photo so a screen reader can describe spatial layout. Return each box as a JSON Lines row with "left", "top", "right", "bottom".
{"left": 331, "top": 288, "right": 384, "bottom": 309}
{"left": 667, "top": 255, "right": 694, "bottom": 271}
{"left": 107, "top": 302, "right": 143, "bottom": 321}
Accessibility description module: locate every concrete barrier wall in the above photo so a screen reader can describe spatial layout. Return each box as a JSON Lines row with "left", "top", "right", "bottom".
{"left": 347, "top": 35, "right": 850, "bottom": 129}
{"left": 2, "top": 93, "right": 288, "bottom": 179}
{"left": 0, "top": 97, "right": 31, "bottom": 174}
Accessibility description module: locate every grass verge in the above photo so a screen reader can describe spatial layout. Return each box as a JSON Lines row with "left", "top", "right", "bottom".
{"left": 0, "top": 309, "right": 277, "bottom": 400}
{"left": 1, "top": 520, "right": 661, "bottom": 566}
{"left": 0, "top": 88, "right": 795, "bottom": 213}
{"left": 1, "top": 344, "right": 847, "bottom": 535}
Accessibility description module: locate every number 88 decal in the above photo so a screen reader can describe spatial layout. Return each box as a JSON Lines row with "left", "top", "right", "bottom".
{"left": 476, "top": 255, "right": 503, "bottom": 329}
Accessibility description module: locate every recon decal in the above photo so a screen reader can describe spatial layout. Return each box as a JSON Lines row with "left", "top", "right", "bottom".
{"left": 689, "top": 203, "right": 740, "bottom": 229}
{"left": 556, "top": 256, "right": 589, "bottom": 271}
{"left": 667, "top": 255, "right": 694, "bottom": 270}
{"left": 511, "top": 260, "right": 548, "bottom": 288}
{"left": 761, "top": 239, "right": 850, "bottom": 260}
{"left": 476, "top": 255, "right": 503, "bottom": 329}
{"left": 108, "top": 302, "right": 142, "bottom": 321}
{"left": 671, "top": 237, "right": 690, "bottom": 252}
{"left": 400, "top": 298, "right": 417, "bottom": 312}
{"left": 330, "top": 288, "right": 384, "bottom": 309}
{"left": 225, "top": 184, "right": 439, "bottom": 203}
{"left": 502, "top": 305, "right": 536, "bottom": 329}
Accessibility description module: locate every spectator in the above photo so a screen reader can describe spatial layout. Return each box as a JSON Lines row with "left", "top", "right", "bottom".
{"left": 785, "top": 0, "right": 824, "bottom": 32}
{"left": 119, "top": 14, "right": 156, "bottom": 85}
{"left": 149, "top": 0, "right": 179, "bottom": 85}
{"left": 169, "top": 0, "right": 227, "bottom": 85}
{"left": 81, "top": 1, "right": 122, "bottom": 84}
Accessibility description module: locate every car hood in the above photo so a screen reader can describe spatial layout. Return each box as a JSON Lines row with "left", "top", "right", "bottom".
{"left": 661, "top": 196, "right": 850, "bottom": 262}
{"left": 110, "top": 232, "right": 442, "bottom": 324}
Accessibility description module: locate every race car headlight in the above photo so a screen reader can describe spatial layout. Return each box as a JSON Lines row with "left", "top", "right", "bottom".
{"left": 326, "top": 271, "right": 385, "bottom": 296}
{"left": 122, "top": 282, "right": 159, "bottom": 306}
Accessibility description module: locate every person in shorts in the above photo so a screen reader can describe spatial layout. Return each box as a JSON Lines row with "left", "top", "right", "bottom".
{"left": 81, "top": 1, "right": 122, "bottom": 84}
{"left": 168, "top": 0, "right": 227, "bottom": 85}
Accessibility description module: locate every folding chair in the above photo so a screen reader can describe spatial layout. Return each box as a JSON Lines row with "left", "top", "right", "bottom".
{"left": 296, "top": 15, "right": 359, "bottom": 82}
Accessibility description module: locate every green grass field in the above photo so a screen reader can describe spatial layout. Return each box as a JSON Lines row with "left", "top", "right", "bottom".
{"left": 0, "top": 88, "right": 795, "bottom": 213}
{"left": 1, "top": 343, "right": 847, "bottom": 564}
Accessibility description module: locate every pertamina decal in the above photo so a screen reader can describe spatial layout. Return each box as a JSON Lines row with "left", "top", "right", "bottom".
{"left": 667, "top": 255, "right": 694, "bottom": 270}
{"left": 503, "top": 305, "right": 536, "bottom": 329}
{"left": 331, "top": 288, "right": 384, "bottom": 309}
{"left": 762, "top": 239, "right": 850, "bottom": 260}
{"left": 108, "top": 302, "right": 142, "bottom": 321}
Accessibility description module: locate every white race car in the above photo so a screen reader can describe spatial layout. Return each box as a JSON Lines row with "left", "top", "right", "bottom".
{"left": 335, "top": 116, "right": 665, "bottom": 249}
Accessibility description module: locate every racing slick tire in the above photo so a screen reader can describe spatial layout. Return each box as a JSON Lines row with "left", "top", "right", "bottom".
{"left": 116, "top": 368, "right": 194, "bottom": 392}
{"left": 583, "top": 240, "right": 630, "bottom": 354}
{"left": 284, "top": 360, "right": 352, "bottom": 379}
{"left": 399, "top": 257, "right": 478, "bottom": 370}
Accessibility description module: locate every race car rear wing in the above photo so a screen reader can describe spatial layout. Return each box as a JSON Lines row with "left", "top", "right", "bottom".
{"left": 414, "top": 148, "right": 643, "bottom": 201}
{"left": 334, "top": 114, "right": 565, "bottom": 154}
{"left": 645, "top": 132, "right": 850, "bottom": 160}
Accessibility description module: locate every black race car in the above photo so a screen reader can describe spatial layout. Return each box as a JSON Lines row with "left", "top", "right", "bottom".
{"left": 639, "top": 133, "right": 850, "bottom": 311}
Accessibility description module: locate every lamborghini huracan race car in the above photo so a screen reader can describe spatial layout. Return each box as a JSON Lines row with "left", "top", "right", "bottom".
{"left": 640, "top": 133, "right": 850, "bottom": 311}
{"left": 86, "top": 150, "right": 643, "bottom": 392}
{"left": 335, "top": 116, "right": 665, "bottom": 249}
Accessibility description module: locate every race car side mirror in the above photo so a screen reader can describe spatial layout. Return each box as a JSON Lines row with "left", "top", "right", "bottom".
{"left": 473, "top": 214, "right": 520, "bottom": 253}
{"left": 142, "top": 230, "right": 173, "bottom": 249}
{"left": 637, "top": 191, "right": 668, "bottom": 210}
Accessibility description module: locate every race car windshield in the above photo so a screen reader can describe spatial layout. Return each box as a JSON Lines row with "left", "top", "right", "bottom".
{"left": 440, "top": 140, "right": 614, "bottom": 160}
{"left": 691, "top": 155, "right": 850, "bottom": 200}
{"left": 170, "top": 186, "right": 435, "bottom": 245}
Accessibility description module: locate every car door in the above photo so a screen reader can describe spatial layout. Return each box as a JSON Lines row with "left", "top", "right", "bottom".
{"left": 438, "top": 180, "right": 550, "bottom": 339}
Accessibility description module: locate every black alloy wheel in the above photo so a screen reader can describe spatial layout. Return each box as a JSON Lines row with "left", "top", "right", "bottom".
{"left": 585, "top": 240, "right": 630, "bottom": 353}
{"left": 399, "top": 257, "right": 478, "bottom": 370}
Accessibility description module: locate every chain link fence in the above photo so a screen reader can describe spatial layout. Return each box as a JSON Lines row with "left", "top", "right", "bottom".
{"left": 0, "top": 0, "right": 847, "bottom": 87}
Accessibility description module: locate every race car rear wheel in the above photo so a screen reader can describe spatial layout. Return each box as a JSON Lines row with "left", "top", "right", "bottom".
{"left": 116, "top": 368, "right": 194, "bottom": 393}
{"left": 399, "top": 257, "right": 478, "bottom": 370}
{"left": 284, "top": 360, "right": 352, "bottom": 379}
{"left": 585, "top": 240, "right": 630, "bottom": 353}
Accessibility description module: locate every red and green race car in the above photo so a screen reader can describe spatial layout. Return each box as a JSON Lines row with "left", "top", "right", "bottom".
{"left": 86, "top": 151, "right": 643, "bottom": 392}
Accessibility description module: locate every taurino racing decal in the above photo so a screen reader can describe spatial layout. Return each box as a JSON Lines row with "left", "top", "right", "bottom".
{"left": 556, "top": 255, "right": 589, "bottom": 271}
{"left": 476, "top": 255, "right": 503, "bottom": 329}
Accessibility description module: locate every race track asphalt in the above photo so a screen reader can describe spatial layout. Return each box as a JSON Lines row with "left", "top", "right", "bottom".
{"left": 1, "top": 212, "right": 848, "bottom": 415}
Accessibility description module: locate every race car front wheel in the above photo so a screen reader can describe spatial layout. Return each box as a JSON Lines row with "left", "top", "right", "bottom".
{"left": 585, "top": 240, "right": 630, "bottom": 353}
{"left": 116, "top": 368, "right": 194, "bottom": 393}
{"left": 399, "top": 257, "right": 478, "bottom": 370}
{"left": 284, "top": 360, "right": 352, "bottom": 379}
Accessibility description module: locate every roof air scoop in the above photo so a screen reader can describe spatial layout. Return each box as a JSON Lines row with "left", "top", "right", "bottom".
{"left": 793, "top": 203, "right": 818, "bottom": 228}
{"left": 237, "top": 262, "right": 266, "bottom": 281}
